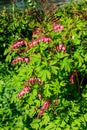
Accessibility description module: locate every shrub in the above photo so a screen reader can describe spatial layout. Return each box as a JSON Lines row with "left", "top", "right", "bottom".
{"left": 0, "top": 0, "right": 87, "bottom": 129}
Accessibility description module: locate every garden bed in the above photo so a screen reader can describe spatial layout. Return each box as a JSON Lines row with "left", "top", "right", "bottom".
{"left": 0, "top": 0, "right": 87, "bottom": 129}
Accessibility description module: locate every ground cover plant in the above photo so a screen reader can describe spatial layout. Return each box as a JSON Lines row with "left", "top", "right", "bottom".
{"left": 0, "top": 0, "right": 87, "bottom": 129}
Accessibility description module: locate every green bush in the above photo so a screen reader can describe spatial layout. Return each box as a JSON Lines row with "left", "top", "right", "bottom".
{"left": 0, "top": 0, "right": 87, "bottom": 129}
{"left": 0, "top": 5, "right": 37, "bottom": 60}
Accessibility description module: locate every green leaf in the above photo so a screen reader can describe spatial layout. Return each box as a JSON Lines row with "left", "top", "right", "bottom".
{"left": 72, "top": 36, "right": 81, "bottom": 45}
{"left": 60, "top": 57, "right": 72, "bottom": 72}
{"left": 45, "top": 122, "right": 56, "bottom": 130}
{"left": 56, "top": 11, "right": 63, "bottom": 17}
{"left": 5, "top": 55, "right": 12, "bottom": 62}
{"left": 84, "top": 113, "right": 87, "bottom": 122}
{"left": 41, "top": 114, "right": 50, "bottom": 126}
{"left": 60, "top": 120, "right": 66, "bottom": 127}
{"left": 38, "top": 70, "right": 51, "bottom": 81}
{"left": 51, "top": 66, "right": 58, "bottom": 75}
{"left": 74, "top": 51, "right": 84, "bottom": 67}
{"left": 44, "top": 84, "right": 52, "bottom": 97}
{"left": 30, "top": 119, "right": 40, "bottom": 130}
{"left": 51, "top": 80, "right": 60, "bottom": 94}
{"left": 84, "top": 54, "right": 87, "bottom": 62}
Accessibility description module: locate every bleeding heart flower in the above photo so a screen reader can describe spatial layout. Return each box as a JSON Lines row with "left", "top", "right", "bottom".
{"left": 28, "top": 36, "right": 51, "bottom": 49}
{"left": 18, "top": 90, "right": 25, "bottom": 98}
{"left": 56, "top": 44, "right": 66, "bottom": 53}
{"left": 70, "top": 73, "right": 75, "bottom": 84}
{"left": 53, "top": 24, "right": 64, "bottom": 32}
{"left": 41, "top": 101, "right": 50, "bottom": 110}
{"left": 38, "top": 94, "right": 42, "bottom": 100}
{"left": 11, "top": 57, "right": 30, "bottom": 64}
{"left": 24, "top": 87, "right": 31, "bottom": 93}
{"left": 70, "top": 70, "right": 78, "bottom": 84}
{"left": 37, "top": 109, "right": 44, "bottom": 118}
{"left": 18, "top": 87, "right": 31, "bottom": 98}
{"left": 29, "top": 78, "right": 36, "bottom": 84}
{"left": 11, "top": 40, "right": 26, "bottom": 49}
{"left": 37, "top": 101, "right": 50, "bottom": 118}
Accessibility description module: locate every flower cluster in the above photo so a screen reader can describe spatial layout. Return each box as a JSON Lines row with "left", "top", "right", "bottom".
{"left": 29, "top": 36, "right": 51, "bottom": 48}
{"left": 53, "top": 23, "right": 64, "bottom": 32}
{"left": 70, "top": 70, "right": 78, "bottom": 84}
{"left": 37, "top": 101, "right": 50, "bottom": 118}
{"left": 11, "top": 57, "right": 30, "bottom": 64}
{"left": 11, "top": 40, "right": 26, "bottom": 49}
{"left": 56, "top": 44, "right": 66, "bottom": 53}
{"left": 29, "top": 77, "right": 41, "bottom": 84}
{"left": 18, "top": 87, "right": 31, "bottom": 98}
{"left": 23, "top": 78, "right": 43, "bottom": 87}
{"left": 18, "top": 77, "right": 59, "bottom": 118}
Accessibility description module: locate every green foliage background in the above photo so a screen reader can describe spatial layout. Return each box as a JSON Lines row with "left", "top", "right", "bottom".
{"left": 0, "top": 0, "right": 87, "bottom": 129}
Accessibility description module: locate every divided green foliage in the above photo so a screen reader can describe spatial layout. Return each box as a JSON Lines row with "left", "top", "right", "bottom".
{"left": 0, "top": 0, "right": 87, "bottom": 129}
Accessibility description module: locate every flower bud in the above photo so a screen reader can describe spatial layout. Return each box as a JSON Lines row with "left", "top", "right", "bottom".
{"left": 38, "top": 94, "right": 42, "bottom": 100}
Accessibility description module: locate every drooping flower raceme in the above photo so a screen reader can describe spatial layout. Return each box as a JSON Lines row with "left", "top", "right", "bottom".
{"left": 29, "top": 78, "right": 41, "bottom": 84}
{"left": 41, "top": 101, "right": 50, "bottom": 110}
{"left": 11, "top": 40, "right": 26, "bottom": 49}
{"left": 18, "top": 87, "right": 31, "bottom": 98}
{"left": 37, "top": 101, "right": 50, "bottom": 118}
{"left": 23, "top": 78, "right": 42, "bottom": 88}
{"left": 70, "top": 70, "right": 78, "bottom": 84}
{"left": 56, "top": 44, "right": 66, "bottom": 53}
{"left": 29, "top": 36, "right": 51, "bottom": 49}
{"left": 41, "top": 36, "right": 51, "bottom": 42}
{"left": 53, "top": 24, "right": 64, "bottom": 32}
{"left": 11, "top": 57, "right": 30, "bottom": 64}
{"left": 70, "top": 72, "right": 75, "bottom": 84}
